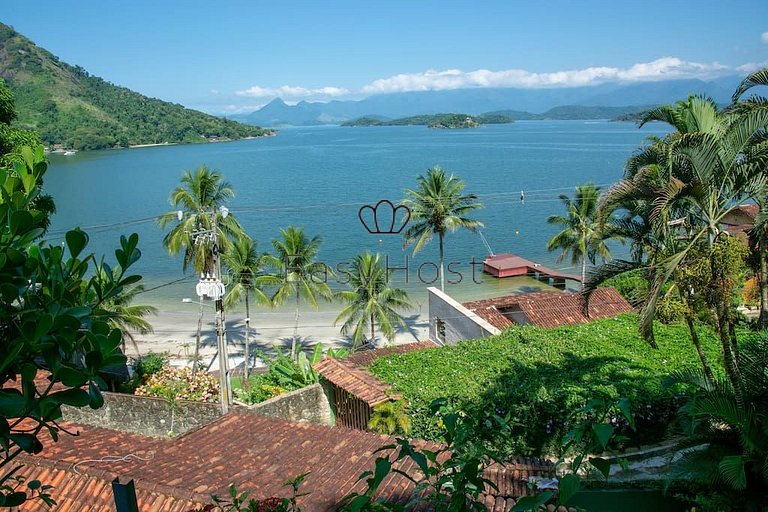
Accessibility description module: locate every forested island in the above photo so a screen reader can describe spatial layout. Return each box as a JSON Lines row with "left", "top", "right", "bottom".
{"left": 0, "top": 23, "right": 273, "bottom": 150}
{"left": 342, "top": 112, "right": 513, "bottom": 128}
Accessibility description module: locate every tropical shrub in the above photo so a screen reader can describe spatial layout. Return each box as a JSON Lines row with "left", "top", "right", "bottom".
{"left": 135, "top": 366, "right": 219, "bottom": 403}
{"left": 341, "top": 399, "right": 510, "bottom": 512}
{"left": 233, "top": 373, "right": 286, "bottom": 404}
{"left": 122, "top": 352, "right": 169, "bottom": 392}
{"left": 368, "top": 401, "right": 412, "bottom": 436}
{"left": 369, "top": 314, "right": 722, "bottom": 455}
{"left": 665, "top": 330, "right": 768, "bottom": 509}
{"left": 232, "top": 343, "right": 349, "bottom": 405}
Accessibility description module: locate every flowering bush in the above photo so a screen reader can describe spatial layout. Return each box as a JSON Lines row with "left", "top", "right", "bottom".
{"left": 135, "top": 366, "right": 219, "bottom": 403}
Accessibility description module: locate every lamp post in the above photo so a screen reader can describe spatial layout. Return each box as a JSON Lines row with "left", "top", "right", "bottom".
{"left": 183, "top": 206, "right": 232, "bottom": 414}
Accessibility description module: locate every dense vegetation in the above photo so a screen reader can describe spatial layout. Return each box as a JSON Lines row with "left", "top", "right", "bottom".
{"left": 0, "top": 23, "right": 273, "bottom": 150}
{"left": 369, "top": 314, "right": 727, "bottom": 455}
{"left": 342, "top": 112, "right": 511, "bottom": 127}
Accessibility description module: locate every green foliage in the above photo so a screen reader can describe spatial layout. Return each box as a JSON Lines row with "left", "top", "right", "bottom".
{"left": 335, "top": 252, "right": 413, "bottom": 349}
{"left": 402, "top": 166, "right": 483, "bottom": 291}
{"left": 122, "top": 352, "right": 169, "bottom": 392}
{"left": 341, "top": 399, "right": 510, "bottom": 512}
{"left": 0, "top": 144, "right": 145, "bottom": 506}
{"left": 233, "top": 373, "right": 286, "bottom": 404}
{"left": 190, "top": 473, "right": 309, "bottom": 512}
{"left": 665, "top": 331, "right": 768, "bottom": 508}
{"left": 343, "top": 113, "right": 487, "bottom": 128}
{"left": 368, "top": 401, "right": 412, "bottom": 436}
{"left": 0, "top": 23, "right": 273, "bottom": 150}
{"left": 233, "top": 343, "right": 349, "bottom": 405}
{"left": 601, "top": 269, "right": 649, "bottom": 306}
{"left": 369, "top": 314, "right": 723, "bottom": 455}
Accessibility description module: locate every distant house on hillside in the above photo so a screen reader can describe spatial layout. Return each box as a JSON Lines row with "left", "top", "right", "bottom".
{"left": 721, "top": 203, "right": 759, "bottom": 238}
{"left": 462, "top": 287, "right": 633, "bottom": 330}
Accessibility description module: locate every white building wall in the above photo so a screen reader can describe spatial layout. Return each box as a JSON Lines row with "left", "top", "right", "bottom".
{"left": 427, "top": 287, "right": 501, "bottom": 345}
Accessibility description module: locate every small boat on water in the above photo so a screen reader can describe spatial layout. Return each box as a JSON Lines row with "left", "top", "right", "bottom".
{"left": 63, "top": 150, "right": 77, "bottom": 156}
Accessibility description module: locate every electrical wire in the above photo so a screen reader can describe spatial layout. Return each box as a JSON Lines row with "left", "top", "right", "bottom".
{"left": 43, "top": 181, "right": 618, "bottom": 237}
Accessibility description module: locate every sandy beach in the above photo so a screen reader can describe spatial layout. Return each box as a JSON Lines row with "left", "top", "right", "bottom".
{"left": 125, "top": 305, "right": 430, "bottom": 369}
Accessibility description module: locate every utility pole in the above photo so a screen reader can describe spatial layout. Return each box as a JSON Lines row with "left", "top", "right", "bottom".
{"left": 189, "top": 206, "right": 232, "bottom": 414}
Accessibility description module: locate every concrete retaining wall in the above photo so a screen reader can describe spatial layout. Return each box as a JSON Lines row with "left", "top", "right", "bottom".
{"left": 427, "top": 287, "right": 500, "bottom": 345}
{"left": 246, "top": 383, "right": 332, "bottom": 426}
{"left": 63, "top": 392, "right": 223, "bottom": 437}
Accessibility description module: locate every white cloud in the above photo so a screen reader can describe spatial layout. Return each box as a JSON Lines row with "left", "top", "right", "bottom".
{"left": 360, "top": 58, "right": 731, "bottom": 94}
{"left": 762, "top": 32, "right": 768, "bottom": 44}
{"left": 737, "top": 60, "right": 768, "bottom": 73}
{"left": 235, "top": 84, "right": 350, "bottom": 100}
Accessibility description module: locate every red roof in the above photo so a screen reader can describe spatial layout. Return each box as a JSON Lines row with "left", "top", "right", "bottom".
{"left": 483, "top": 253, "right": 537, "bottom": 271}
{"left": 314, "top": 342, "right": 437, "bottom": 406}
{"left": 463, "top": 288, "right": 633, "bottom": 329}
{"left": 483, "top": 253, "right": 581, "bottom": 282}
{"left": 313, "top": 357, "right": 394, "bottom": 406}
{"left": 19, "top": 413, "right": 551, "bottom": 510}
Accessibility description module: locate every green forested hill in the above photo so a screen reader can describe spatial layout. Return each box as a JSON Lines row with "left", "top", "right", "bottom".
{"left": 342, "top": 112, "right": 513, "bottom": 127}
{"left": 0, "top": 23, "right": 273, "bottom": 150}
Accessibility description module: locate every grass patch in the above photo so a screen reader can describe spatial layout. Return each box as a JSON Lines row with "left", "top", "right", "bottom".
{"left": 369, "top": 314, "right": 725, "bottom": 456}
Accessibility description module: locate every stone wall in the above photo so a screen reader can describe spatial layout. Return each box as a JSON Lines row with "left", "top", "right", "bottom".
{"left": 63, "top": 392, "right": 222, "bottom": 437}
{"left": 245, "top": 383, "right": 332, "bottom": 426}
{"left": 427, "top": 287, "right": 500, "bottom": 345}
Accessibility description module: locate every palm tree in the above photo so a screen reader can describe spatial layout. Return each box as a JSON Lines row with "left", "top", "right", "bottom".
{"left": 157, "top": 165, "right": 244, "bottom": 274}
{"left": 94, "top": 267, "right": 158, "bottom": 356}
{"left": 730, "top": 68, "right": 768, "bottom": 328}
{"left": 547, "top": 183, "right": 621, "bottom": 288}
{"left": 402, "top": 166, "right": 483, "bottom": 291}
{"left": 334, "top": 252, "right": 413, "bottom": 350}
{"left": 586, "top": 89, "right": 768, "bottom": 402}
{"left": 666, "top": 331, "right": 768, "bottom": 505}
{"left": 222, "top": 235, "right": 271, "bottom": 379}
{"left": 260, "top": 226, "right": 333, "bottom": 355}
{"left": 157, "top": 165, "right": 244, "bottom": 374}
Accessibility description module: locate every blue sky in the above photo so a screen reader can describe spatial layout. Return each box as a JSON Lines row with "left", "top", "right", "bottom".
{"left": 2, "top": 0, "right": 767, "bottom": 114}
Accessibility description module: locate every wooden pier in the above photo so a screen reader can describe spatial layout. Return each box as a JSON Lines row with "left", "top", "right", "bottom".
{"left": 482, "top": 253, "right": 581, "bottom": 289}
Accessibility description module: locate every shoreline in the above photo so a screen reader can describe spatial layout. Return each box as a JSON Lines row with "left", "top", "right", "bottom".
{"left": 125, "top": 306, "right": 429, "bottom": 368}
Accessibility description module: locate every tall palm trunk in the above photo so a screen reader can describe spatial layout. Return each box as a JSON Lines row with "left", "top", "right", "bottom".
{"left": 192, "top": 300, "right": 203, "bottom": 375}
{"left": 581, "top": 239, "right": 587, "bottom": 291}
{"left": 715, "top": 304, "right": 744, "bottom": 408}
{"left": 439, "top": 234, "right": 445, "bottom": 291}
{"left": 759, "top": 244, "right": 768, "bottom": 329}
{"left": 292, "top": 287, "right": 300, "bottom": 356}
{"left": 679, "top": 290, "right": 715, "bottom": 386}
{"left": 244, "top": 293, "right": 250, "bottom": 380}
{"left": 370, "top": 313, "right": 375, "bottom": 348}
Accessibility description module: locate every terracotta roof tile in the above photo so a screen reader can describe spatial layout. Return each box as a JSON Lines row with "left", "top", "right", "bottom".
{"left": 313, "top": 357, "right": 393, "bottom": 406}
{"left": 463, "top": 287, "right": 633, "bottom": 330}
{"left": 20, "top": 413, "right": 550, "bottom": 511}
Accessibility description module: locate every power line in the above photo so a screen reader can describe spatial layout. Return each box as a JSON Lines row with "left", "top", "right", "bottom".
{"left": 44, "top": 181, "right": 618, "bottom": 237}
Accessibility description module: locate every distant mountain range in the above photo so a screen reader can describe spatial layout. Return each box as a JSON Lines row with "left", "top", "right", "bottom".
{"left": 233, "top": 76, "right": 742, "bottom": 127}
{"left": 0, "top": 23, "right": 272, "bottom": 150}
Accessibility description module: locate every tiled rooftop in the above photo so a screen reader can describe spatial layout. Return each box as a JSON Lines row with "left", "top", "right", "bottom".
{"left": 18, "top": 413, "right": 551, "bottom": 511}
{"left": 463, "top": 287, "right": 633, "bottom": 330}
{"left": 314, "top": 342, "right": 437, "bottom": 407}
{"left": 313, "top": 357, "right": 394, "bottom": 406}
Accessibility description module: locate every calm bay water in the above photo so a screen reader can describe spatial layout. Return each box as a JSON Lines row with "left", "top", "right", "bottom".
{"left": 43, "top": 121, "right": 667, "bottom": 312}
